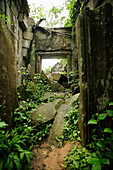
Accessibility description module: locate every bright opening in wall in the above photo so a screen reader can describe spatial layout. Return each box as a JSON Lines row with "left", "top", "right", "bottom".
{"left": 42, "top": 59, "right": 60, "bottom": 71}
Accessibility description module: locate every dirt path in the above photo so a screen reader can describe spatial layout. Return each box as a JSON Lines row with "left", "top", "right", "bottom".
{"left": 31, "top": 141, "right": 73, "bottom": 170}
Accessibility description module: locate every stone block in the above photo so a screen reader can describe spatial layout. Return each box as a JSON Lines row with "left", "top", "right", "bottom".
{"left": 23, "top": 31, "right": 33, "bottom": 40}
{"left": 27, "top": 26, "right": 32, "bottom": 32}
{"left": 19, "top": 13, "right": 28, "bottom": 30}
{"left": 48, "top": 104, "right": 71, "bottom": 146}
{"left": 52, "top": 73, "right": 61, "bottom": 81}
{"left": 31, "top": 102, "right": 56, "bottom": 125}
{"left": 28, "top": 18, "right": 35, "bottom": 26}
{"left": 22, "top": 39, "right": 31, "bottom": 48}
{"left": 0, "top": 0, "right": 5, "bottom": 12}
{"left": 22, "top": 48, "right": 28, "bottom": 57}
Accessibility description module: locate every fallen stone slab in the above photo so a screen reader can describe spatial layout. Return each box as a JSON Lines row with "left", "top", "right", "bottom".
{"left": 65, "top": 93, "right": 80, "bottom": 106}
{"left": 41, "top": 71, "right": 56, "bottom": 91}
{"left": 48, "top": 104, "right": 71, "bottom": 146}
{"left": 40, "top": 92, "right": 55, "bottom": 102}
{"left": 54, "top": 92, "right": 65, "bottom": 99}
{"left": 52, "top": 99, "right": 65, "bottom": 110}
{"left": 31, "top": 102, "right": 56, "bottom": 125}
{"left": 52, "top": 81, "right": 65, "bottom": 92}
{"left": 51, "top": 73, "right": 61, "bottom": 81}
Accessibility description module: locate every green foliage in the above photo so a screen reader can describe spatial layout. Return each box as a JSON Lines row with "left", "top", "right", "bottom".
{"left": 29, "top": 2, "right": 66, "bottom": 27}
{"left": 60, "top": 59, "right": 67, "bottom": 70}
{"left": 65, "top": 0, "right": 83, "bottom": 28}
{"left": 0, "top": 120, "right": 8, "bottom": 128}
{"left": 19, "top": 67, "right": 51, "bottom": 104}
{"left": 29, "top": 3, "right": 45, "bottom": 21}
{"left": 62, "top": 102, "right": 113, "bottom": 169}
{"left": 46, "top": 6, "right": 65, "bottom": 27}
{"left": 87, "top": 107, "right": 113, "bottom": 169}
{"left": 44, "top": 66, "right": 51, "bottom": 74}
{"left": 69, "top": 70, "right": 79, "bottom": 85}
{"left": 0, "top": 100, "right": 52, "bottom": 169}
{"left": 49, "top": 6, "right": 63, "bottom": 19}
{"left": 0, "top": 14, "right": 10, "bottom": 24}
{"left": 63, "top": 145, "right": 92, "bottom": 170}
{"left": 0, "top": 124, "right": 33, "bottom": 170}
{"left": 56, "top": 99, "right": 80, "bottom": 148}
{"left": 65, "top": 0, "right": 77, "bottom": 27}
{"left": 63, "top": 100, "right": 80, "bottom": 141}
{"left": 0, "top": 68, "right": 54, "bottom": 169}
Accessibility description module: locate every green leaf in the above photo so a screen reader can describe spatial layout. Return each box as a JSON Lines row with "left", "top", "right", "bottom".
{"left": 14, "top": 144, "right": 23, "bottom": 152}
{"left": 25, "top": 154, "right": 31, "bottom": 165}
{"left": 109, "top": 102, "right": 113, "bottom": 106}
{"left": 104, "top": 128, "right": 112, "bottom": 133}
{"left": 106, "top": 110, "right": 113, "bottom": 117}
{"left": 5, "top": 156, "right": 13, "bottom": 170}
{"left": 0, "top": 121, "right": 8, "bottom": 127}
{"left": 0, "top": 159, "right": 3, "bottom": 170}
{"left": 88, "top": 158, "right": 100, "bottom": 164}
{"left": 13, "top": 159, "right": 21, "bottom": 170}
{"left": 105, "top": 151, "right": 113, "bottom": 159}
{"left": 100, "top": 158, "right": 110, "bottom": 165}
{"left": 88, "top": 119, "right": 97, "bottom": 124}
{"left": 96, "top": 141, "right": 105, "bottom": 149}
{"left": 20, "top": 152, "right": 24, "bottom": 160}
{"left": 92, "top": 162, "right": 101, "bottom": 170}
{"left": 98, "top": 113, "right": 107, "bottom": 120}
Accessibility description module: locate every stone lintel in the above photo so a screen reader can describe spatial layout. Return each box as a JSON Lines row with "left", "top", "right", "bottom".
{"left": 37, "top": 51, "right": 71, "bottom": 59}
{"left": 38, "top": 51, "right": 71, "bottom": 55}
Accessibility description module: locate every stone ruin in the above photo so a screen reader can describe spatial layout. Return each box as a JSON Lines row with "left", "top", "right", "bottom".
{"left": 0, "top": 0, "right": 113, "bottom": 145}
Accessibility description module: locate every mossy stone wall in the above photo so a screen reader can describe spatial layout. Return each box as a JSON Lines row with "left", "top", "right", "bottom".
{"left": 76, "top": 3, "right": 113, "bottom": 145}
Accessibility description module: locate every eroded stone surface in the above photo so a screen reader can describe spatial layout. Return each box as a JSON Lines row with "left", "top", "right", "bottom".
{"left": 48, "top": 104, "right": 71, "bottom": 146}
{"left": 76, "top": 3, "right": 113, "bottom": 145}
{"left": 65, "top": 93, "right": 80, "bottom": 106}
{"left": 0, "top": 23, "right": 18, "bottom": 128}
{"left": 52, "top": 99, "right": 65, "bottom": 110}
{"left": 31, "top": 102, "right": 56, "bottom": 125}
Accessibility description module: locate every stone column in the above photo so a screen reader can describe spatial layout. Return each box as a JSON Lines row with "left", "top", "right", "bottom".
{"left": 36, "top": 54, "right": 42, "bottom": 74}
{"left": 76, "top": 3, "right": 113, "bottom": 146}
{"left": 0, "top": 22, "right": 18, "bottom": 129}
{"left": 72, "top": 28, "right": 78, "bottom": 73}
{"left": 67, "top": 54, "right": 72, "bottom": 79}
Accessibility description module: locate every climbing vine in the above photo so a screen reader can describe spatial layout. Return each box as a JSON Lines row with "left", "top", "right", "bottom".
{"left": 65, "top": 0, "right": 83, "bottom": 28}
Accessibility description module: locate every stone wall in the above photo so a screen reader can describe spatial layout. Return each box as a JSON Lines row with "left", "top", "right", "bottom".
{"left": 31, "top": 26, "right": 75, "bottom": 76}
{"left": 0, "top": 0, "right": 34, "bottom": 128}
{"left": 76, "top": 3, "right": 113, "bottom": 145}
{"left": 82, "top": 0, "right": 113, "bottom": 10}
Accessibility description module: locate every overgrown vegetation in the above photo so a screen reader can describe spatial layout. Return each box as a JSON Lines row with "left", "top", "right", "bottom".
{"left": 0, "top": 68, "right": 54, "bottom": 169}
{"left": 61, "top": 101, "right": 113, "bottom": 169}
{"left": 29, "top": 2, "right": 66, "bottom": 27}
{"left": 65, "top": 0, "right": 83, "bottom": 28}
{"left": 0, "top": 14, "right": 10, "bottom": 24}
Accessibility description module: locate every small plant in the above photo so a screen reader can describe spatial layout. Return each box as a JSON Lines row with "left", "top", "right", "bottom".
{"left": 87, "top": 102, "right": 113, "bottom": 169}
{"left": 63, "top": 102, "right": 113, "bottom": 169}
{"left": 0, "top": 67, "right": 53, "bottom": 169}
{"left": 0, "top": 119, "right": 34, "bottom": 170}
{"left": 63, "top": 99, "right": 81, "bottom": 141}
{"left": 0, "top": 14, "right": 10, "bottom": 24}
{"left": 63, "top": 145, "right": 92, "bottom": 170}
{"left": 18, "top": 67, "right": 52, "bottom": 104}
